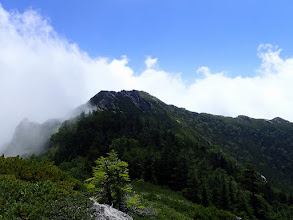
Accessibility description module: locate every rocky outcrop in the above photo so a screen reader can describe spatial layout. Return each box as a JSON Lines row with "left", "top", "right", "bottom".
{"left": 89, "top": 90, "right": 152, "bottom": 113}
{"left": 270, "top": 117, "right": 290, "bottom": 124}
{"left": 91, "top": 202, "right": 133, "bottom": 220}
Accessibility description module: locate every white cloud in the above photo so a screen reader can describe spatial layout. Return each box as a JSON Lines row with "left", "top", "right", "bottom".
{"left": 1, "top": 4, "right": 293, "bottom": 153}
{"left": 196, "top": 66, "right": 211, "bottom": 77}
{"left": 145, "top": 56, "right": 158, "bottom": 69}
{"left": 138, "top": 45, "right": 293, "bottom": 122}
{"left": 0, "top": 5, "right": 138, "bottom": 148}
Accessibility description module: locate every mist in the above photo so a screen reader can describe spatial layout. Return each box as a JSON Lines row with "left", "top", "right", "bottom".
{"left": 0, "top": 5, "right": 136, "bottom": 153}
{"left": 2, "top": 5, "right": 293, "bottom": 155}
{"left": 2, "top": 118, "right": 62, "bottom": 157}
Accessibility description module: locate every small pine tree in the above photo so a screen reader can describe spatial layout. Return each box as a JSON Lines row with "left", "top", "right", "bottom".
{"left": 86, "top": 151, "right": 132, "bottom": 210}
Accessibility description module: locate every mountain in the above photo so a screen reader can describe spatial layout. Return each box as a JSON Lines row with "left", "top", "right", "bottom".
{"left": 41, "top": 89, "right": 293, "bottom": 219}
{"left": 84, "top": 90, "right": 293, "bottom": 193}
{"left": 2, "top": 118, "right": 62, "bottom": 157}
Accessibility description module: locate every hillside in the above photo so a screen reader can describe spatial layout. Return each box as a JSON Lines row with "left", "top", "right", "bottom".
{"left": 85, "top": 90, "right": 293, "bottom": 192}
{"left": 169, "top": 110, "right": 293, "bottom": 193}
{"left": 38, "top": 90, "right": 293, "bottom": 220}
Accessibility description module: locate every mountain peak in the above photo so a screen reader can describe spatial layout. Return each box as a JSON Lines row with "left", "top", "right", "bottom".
{"left": 89, "top": 90, "right": 153, "bottom": 113}
{"left": 270, "top": 117, "right": 290, "bottom": 124}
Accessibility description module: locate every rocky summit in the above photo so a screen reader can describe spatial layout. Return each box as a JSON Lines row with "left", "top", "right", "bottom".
{"left": 89, "top": 90, "right": 153, "bottom": 113}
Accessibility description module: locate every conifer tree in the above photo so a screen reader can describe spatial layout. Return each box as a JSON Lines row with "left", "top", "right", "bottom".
{"left": 86, "top": 151, "right": 131, "bottom": 210}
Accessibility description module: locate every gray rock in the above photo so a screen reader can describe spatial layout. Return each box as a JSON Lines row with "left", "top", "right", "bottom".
{"left": 89, "top": 90, "right": 152, "bottom": 113}
{"left": 91, "top": 201, "right": 133, "bottom": 220}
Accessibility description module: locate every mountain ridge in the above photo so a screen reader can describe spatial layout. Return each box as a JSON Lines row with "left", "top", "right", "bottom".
{"left": 90, "top": 90, "right": 292, "bottom": 123}
{"left": 89, "top": 90, "right": 154, "bottom": 113}
{"left": 82, "top": 90, "right": 293, "bottom": 192}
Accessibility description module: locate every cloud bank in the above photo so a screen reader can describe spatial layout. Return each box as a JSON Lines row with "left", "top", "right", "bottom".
{"left": 1, "top": 5, "right": 293, "bottom": 151}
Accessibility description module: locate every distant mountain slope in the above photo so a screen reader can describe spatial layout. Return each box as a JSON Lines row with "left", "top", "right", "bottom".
{"left": 2, "top": 98, "right": 96, "bottom": 157}
{"left": 2, "top": 118, "right": 62, "bottom": 157}
{"left": 166, "top": 108, "right": 293, "bottom": 192}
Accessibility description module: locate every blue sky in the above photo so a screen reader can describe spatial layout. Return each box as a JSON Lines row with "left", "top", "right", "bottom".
{"left": 2, "top": 0, "right": 293, "bottom": 80}
{"left": 2, "top": 0, "right": 293, "bottom": 147}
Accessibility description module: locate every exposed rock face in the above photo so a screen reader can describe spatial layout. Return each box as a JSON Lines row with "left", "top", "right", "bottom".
{"left": 270, "top": 117, "right": 290, "bottom": 124}
{"left": 91, "top": 202, "right": 133, "bottom": 220}
{"left": 89, "top": 90, "right": 152, "bottom": 113}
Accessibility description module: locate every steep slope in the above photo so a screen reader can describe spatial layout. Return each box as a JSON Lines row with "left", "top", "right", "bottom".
{"left": 132, "top": 91, "right": 293, "bottom": 192}
{"left": 167, "top": 109, "right": 293, "bottom": 192}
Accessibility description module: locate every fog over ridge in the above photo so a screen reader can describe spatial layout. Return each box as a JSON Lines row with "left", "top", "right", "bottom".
{"left": 1, "top": 4, "right": 293, "bottom": 154}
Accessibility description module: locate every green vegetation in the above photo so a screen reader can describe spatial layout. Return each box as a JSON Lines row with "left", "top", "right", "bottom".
{"left": 0, "top": 156, "right": 94, "bottom": 219}
{"left": 169, "top": 109, "right": 293, "bottom": 193}
{"left": 86, "top": 151, "right": 132, "bottom": 210}
{"left": 45, "top": 103, "right": 293, "bottom": 219}
{"left": 131, "top": 180, "right": 236, "bottom": 220}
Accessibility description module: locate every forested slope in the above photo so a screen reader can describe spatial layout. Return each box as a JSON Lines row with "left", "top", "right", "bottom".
{"left": 40, "top": 90, "right": 293, "bottom": 219}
